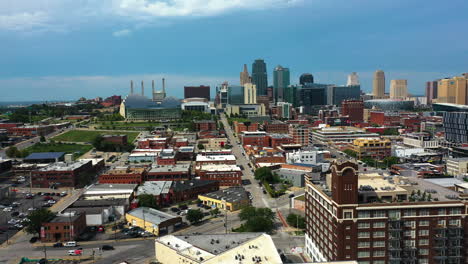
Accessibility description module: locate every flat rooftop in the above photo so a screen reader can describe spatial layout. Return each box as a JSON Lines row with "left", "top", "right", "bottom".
{"left": 199, "top": 187, "right": 249, "bottom": 203}
{"left": 50, "top": 213, "right": 82, "bottom": 223}
{"left": 127, "top": 207, "right": 179, "bottom": 225}
{"left": 196, "top": 164, "right": 241, "bottom": 172}
{"left": 149, "top": 164, "right": 190, "bottom": 173}
{"left": 137, "top": 181, "right": 172, "bottom": 196}
{"left": 39, "top": 160, "right": 91, "bottom": 172}
{"left": 196, "top": 155, "right": 236, "bottom": 162}
{"left": 85, "top": 183, "right": 137, "bottom": 195}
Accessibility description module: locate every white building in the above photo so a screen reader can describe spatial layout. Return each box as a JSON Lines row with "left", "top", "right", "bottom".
{"left": 286, "top": 150, "right": 324, "bottom": 165}
{"left": 392, "top": 145, "right": 425, "bottom": 158}
{"left": 402, "top": 133, "right": 439, "bottom": 149}
{"left": 446, "top": 157, "right": 468, "bottom": 178}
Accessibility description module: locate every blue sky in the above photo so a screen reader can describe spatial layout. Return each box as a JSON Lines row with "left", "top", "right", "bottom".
{"left": 1, "top": 0, "right": 467, "bottom": 101}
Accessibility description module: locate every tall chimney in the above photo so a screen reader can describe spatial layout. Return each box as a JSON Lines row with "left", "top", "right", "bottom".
{"left": 141, "top": 81, "right": 144, "bottom": 96}
{"left": 130, "top": 80, "right": 134, "bottom": 94}
{"left": 152, "top": 80, "right": 155, "bottom": 101}
{"left": 162, "top": 78, "right": 166, "bottom": 94}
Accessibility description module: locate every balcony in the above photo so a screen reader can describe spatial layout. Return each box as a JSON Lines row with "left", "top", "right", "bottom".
{"left": 434, "top": 235, "right": 447, "bottom": 241}
{"left": 447, "top": 235, "right": 463, "bottom": 240}
{"left": 389, "top": 236, "right": 402, "bottom": 241}
{"left": 433, "top": 256, "right": 448, "bottom": 260}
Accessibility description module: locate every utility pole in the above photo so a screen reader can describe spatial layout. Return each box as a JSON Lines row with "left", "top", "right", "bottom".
{"left": 43, "top": 244, "right": 48, "bottom": 261}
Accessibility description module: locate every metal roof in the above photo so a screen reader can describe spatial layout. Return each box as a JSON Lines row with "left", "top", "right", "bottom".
{"left": 24, "top": 152, "right": 65, "bottom": 160}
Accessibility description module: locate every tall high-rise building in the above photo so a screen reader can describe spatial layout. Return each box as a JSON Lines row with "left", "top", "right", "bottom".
{"left": 347, "top": 72, "right": 360, "bottom": 86}
{"left": 184, "top": 85, "right": 210, "bottom": 100}
{"left": 273, "top": 65, "right": 290, "bottom": 102}
{"left": 372, "top": 70, "right": 385, "bottom": 98}
{"left": 240, "top": 64, "right": 251, "bottom": 86}
{"left": 252, "top": 59, "right": 268, "bottom": 96}
{"left": 243, "top": 83, "right": 257, "bottom": 104}
{"left": 437, "top": 76, "right": 468, "bottom": 105}
{"left": 389, "top": 79, "right": 408, "bottom": 99}
{"left": 426, "top": 80, "right": 438, "bottom": 104}
{"left": 444, "top": 111, "right": 468, "bottom": 143}
{"left": 300, "top": 73, "right": 314, "bottom": 85}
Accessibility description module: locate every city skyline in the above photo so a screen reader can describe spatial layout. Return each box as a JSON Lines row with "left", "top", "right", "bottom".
{"left": 1, "top": 0, "right": 468, "bottom": 101}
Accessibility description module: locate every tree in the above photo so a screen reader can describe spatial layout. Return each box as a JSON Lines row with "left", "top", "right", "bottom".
{"left": 343, "top": 149, "right": 357, "bottom": 158}
{"left": 286, "top": 213, "right": 305, "bottom": 229}
{"left": 237, "top": 206, "right": 275, "bottom": 233}
{"left": 186, "top": 209, "right": 204, "bottom": 224}
{"left": 138, "top": 194, "right": 158, "bottom": 209}
{"left": 254, "top": 167, "right": 273, "bottom": 182}
{"left": 40, "top": 135, "right": 46, "bottom": 142}
{"left": 25, "top": 209, "right": 56, "bottom": 236}
{"left": 6, "top": 146, "right": 21, "bottom": 158}
{"left": 210, "top": 208, "right": 220, "bottom": 217}
{"left": 197, "top": 143, "right": 205, "bottom": 150}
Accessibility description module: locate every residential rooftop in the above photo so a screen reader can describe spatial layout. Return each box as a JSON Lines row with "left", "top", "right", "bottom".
{"left": 195, "top": 164, "right": 241, "bottom": 172}
{"left": 38, "top": 160, "right": 92, "bottom": 172}
{"left": 196, "top": 155, "right": 236, "bottom": 162}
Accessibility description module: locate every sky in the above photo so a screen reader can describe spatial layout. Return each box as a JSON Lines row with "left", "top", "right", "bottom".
{"left": 1, "top": 0, "right": 468, "bottom": 101}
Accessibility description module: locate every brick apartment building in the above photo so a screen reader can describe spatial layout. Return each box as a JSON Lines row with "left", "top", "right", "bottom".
{"left": 233, "top": 121, "right": 259, "bottom": 134}
{"left": 289, "top": 126, "right": 310, "bottom": 146}
{"left": 305, "top": 160, "right": 468, "bottom": 263}
{"left": 146, "top": 164, "right": 190, "bottom": 181}
{"left": 102, "top": 135, "right": 127, "bottom": 145}
{"left": 241, "top": 131, "right": 269, "bottom": 147}
{"left": 32, "top": 160, "right": 94, "bottom": 188}
{"left": 99, "top": 166, "right": 147, "bottom": 184}
{"left": 195, "top": 164, "right": 242, "bottom": 186}
{"left": 264, "top": 121, "right": 289, "bottom": 134}
{"left": 137, "top": 138, "right": 168, "bottom": 149}
{"left": 194, "top": 120, "right": 217, "bottom": 131}
{"left": 370, "top": 112, "right": 401, "bottom": 126}
{"left": 157, "top": 149, "right": 176, "bottom": 165}
{"left": 342, "top": 100, "right": 364, "bottom": 123}
{"left": 268, "top": 134, "right": 294, "bottom": 148}
{"left": 8, "top": 125, "right": 55, "bottom": 137}
{"left": 41, "top": 213, "right": 87, "bottom": 242}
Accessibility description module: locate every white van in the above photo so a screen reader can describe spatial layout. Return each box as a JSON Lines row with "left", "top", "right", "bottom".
{"left": 64, "top": 241, "right": 77, "bottom": 247}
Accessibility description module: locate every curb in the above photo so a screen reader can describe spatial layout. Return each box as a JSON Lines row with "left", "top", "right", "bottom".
{"left": 32, "top": 236, "right": 152, "bottom": 248}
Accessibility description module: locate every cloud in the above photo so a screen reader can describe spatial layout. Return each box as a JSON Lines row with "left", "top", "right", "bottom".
{"left": 0, "top": 0, "right": 301, "bottom": 33}
{"left": 113, "top": 29, "right": 132, "bottom": 37}
{"left": 0, "top": 11, "right": 50, "bottom": 31}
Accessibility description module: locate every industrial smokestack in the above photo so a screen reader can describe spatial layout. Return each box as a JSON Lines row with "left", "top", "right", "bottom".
{"left": 130, "top": 80, "right": 134, "bottom": 94}
{"left": 162, "top": 78, "right": 166, "bottom": 94}
{"left": 141, "top": 81, "right": 144, "bottom": 96}
{"left": 152, "top": 80, "right": 155, "bottom": 94}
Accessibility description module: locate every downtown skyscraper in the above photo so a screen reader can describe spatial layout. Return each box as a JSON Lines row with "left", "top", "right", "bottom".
{"left": 252, "top": 59, "right": 268, "bottom": 96}
{"left": 273, "top": 65, "right": 290, "bottom": 102}
{"left": 240, "top": 64, "right": 251, "bottom": 86}
{"left": 373, "top": 70, "right": 386, "bottom": 98}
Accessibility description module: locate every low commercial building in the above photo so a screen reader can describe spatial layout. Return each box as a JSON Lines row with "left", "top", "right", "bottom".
{"left": 155, "top": 233, "right": 283, "bottom": 264}
{"left": 125, "top": 207, "right": 181, "bottom": 235}
{"left": 69, "top": 198, "right": 129, "bottom": 221}
{"left": 8, "top": 124, "right": 55, "bottom": 137}
{"left": 402, "top": 132, "right": 439, "bottom": 149}
{"left": 233, "top": 121, "right": 259, "bottom": 134}
{"left": 311, "top": 126, "right": 380, "bottom": 148}
{"left": 99, "top": 166, "right": 147, "bottom": 184}
{"left": 171, "top": 180, "right": 219, "bottom": 204}
{"left": 137, "top": 138, "right": 168, "bottom": 149}
{"left": 157, "top": 149, "right": 177, "bottom": 165}
{"left": 128, "top": 152, "right": 158, "bottom": 163}
{"left": 41, "top": 212, "right": 87, "bottom": 242}
{"left": 24, "top": 152, "right": 65, "bottom": 163}
{"left": 194, "top": 120, "right": 217, "bottom": 131}
{"left": 31, "top": 160, "right": 94, "bottom": 188}
{"left": 195, "top": 155, "right": 236, "bottom": 166}
{"left": 264, "top": 120, "right": 289, "bottom": 134}
{"left": 199, "top": 137, "right": 228, "bottom": 150}
{"left": 102, "top": 134, "right": 128, "bottom": 145}
{"left": 350, "top": 138, "right": 391, "bottom": 160}
{"left": 195, "top": 164, "right": 242, "bottom": 186}
{"left": 198, "top": 187, "right": 249, "bottom": 212}
{"left": 175, "top": 146, "right": 195, "bottom": 161}
{"left": 146, "top": 164, "right": 190, "bottom": 181}
{"left": 390, "top": 163, "right": 444, "bottom": 178}
{"left": 446, "top": 157, "right": 468, "bottom": 177}
{"left": 286, "top": 150, "right": 325, "bottom": 165}
{"left": 83, "top": 183, "right": 137, "bottom": 202}
{"left": 268, "top": 134, "right": 293, "bottom": 148}
{"left": 241, "top": 131, "right": 269, "bottom": 147}
{"left": 272, "top": 164, "right": 320, "bottom": 187}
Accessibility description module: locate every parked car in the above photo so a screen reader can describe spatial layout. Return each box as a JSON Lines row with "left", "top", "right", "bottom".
{"left": 170, "top": 207, "right": 180, "bottom": 213}
{"left": 68, "top": 249, "right": 82, "bottom": 256}
{"left": 3, "top": 207, "right": 12, "bottom": 212}
{"left": 11, "top": 212, "right": 20, "bottom": 217}
{"left": 64, "top": 241, "right": 77, "bottom": 247}
{"left": 12, "top": 202, "right": 21, "bottom": 206}
{"left": 178, "top": 204, "right": 188, "bottom": 210}
{"left": 53, "top": 242, "right": 63, "bottom": 247}
{"left": 29, "top": 237, "right": 39, "bottom": 243}
{"left": 28, "top": 207, "right": 36, "bottom": 211}
{"left": 101, "top": 245, "right": 114, "bottom": 250}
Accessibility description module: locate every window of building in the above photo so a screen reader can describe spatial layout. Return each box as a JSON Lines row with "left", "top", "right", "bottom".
{"left": 404, "top": 221, "right": 416, "bottom": 228}
{"left": 419, "top": 209, "right": 429, "bottom": 216}
{"left": 437, "top": 219, "right": 446, "bottom": 227}
{"left": 357, "top": 251, "right": 370, "bottom": 258}
{"left": 450, "top": 208, "right": 462, "bottom": 215}
{"left": 419, "top": 259, "right": 428, "bottom": 264}
{"left": 448, "top": 219, "right": 460, "bottom": 226}
{"left": 358, "top": 241, "right": 370, "bottom": 248}
{"left": 343, "top": 210, "right": 353, "bottom": 219}
{"left": 388, "top": 210, "right": 400, "bottom": 219}
{"left": 358, "top": 222, "right": 370, "bottom": 229}
{"left": 418, "top": 239, "right": 429, "bottom": 246}
{"left": 358, "top": 211, "right": 370, "bottom": 218}
{"left": 372, "top": 222, "right": 385, "bottom": 228}
{"left": 419, "top": 220, "right": 429, "bottom": 226}
{"left": 438, "top": 208, "right": 445, "bottom": 215}
{"left": 373, "top": 241, "right": 385, "bottom": 248}
{"left": 373, "top": 210, "right": 386, "bottom": 218}
{"left": 374, "top": 261, "right": 385, "bottom": 264}
{"left": 419, "top": 249, "right": 429, "bottom": 255}
{"left": 404, "top": 209, "right": 416, "bottom": 216}
{"left": 358, "top": 232, "right": 370, "bottom": 238}
{"left": 418, "top": 230, "right": 429, "bottom": 236}
{"left": 373, "top": 251, "right": 385, "bottom": 257}
{"left": 373, "top": 231, "right": 385, "bottom": 238}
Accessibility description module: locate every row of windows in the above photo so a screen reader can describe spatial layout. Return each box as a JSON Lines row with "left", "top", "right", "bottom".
{"left": 357, "top": 207, "right": 463, "bottom": 218}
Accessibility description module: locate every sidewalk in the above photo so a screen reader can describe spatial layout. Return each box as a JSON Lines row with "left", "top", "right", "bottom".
{"left": 31, "top": 236, "right": 151, "bottom": 248}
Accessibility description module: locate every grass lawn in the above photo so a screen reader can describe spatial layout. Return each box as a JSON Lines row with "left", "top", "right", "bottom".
{"left": 23, "top": 143, "right": 93, "bottom": 158}
{"left": 52, "top": 130, "right": 139, "bottom": 143}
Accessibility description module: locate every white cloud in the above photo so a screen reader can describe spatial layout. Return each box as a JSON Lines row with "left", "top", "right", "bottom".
{"left": 113, "top": 29, "right": 132, "bottom": 37}
{"left": 0, "top": 11, "right": 50, "bottom": 31}
{"left": 0, "top": 0, "right": 301, "bottom": 33}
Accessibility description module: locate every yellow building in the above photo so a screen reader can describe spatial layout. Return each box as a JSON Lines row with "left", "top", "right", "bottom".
{"left": 199, "top": 137, "right": 228, "bottom": 150}
{"left": 198, "top": 187, "right": 250, "bottom": 212}
{"left": 155, "top": 233, "right": 283, "bottom": 264}
{"left": 350, "top": 138, "right": 391, "bottom": 160}
{"left": 125, "top": 207, "right": 181, "bottom": 235}
{"left": 437, "top": 76, "right": 468, "bottom": 105}
{"left": 389, "top": 79, "right": 408, "bottom": 99}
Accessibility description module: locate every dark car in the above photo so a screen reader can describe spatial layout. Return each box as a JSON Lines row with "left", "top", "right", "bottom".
{"left": 263, "top": 190, "right": 267, "bottom": 194}
{"left": 170, "top": 207, "right": 180, "bottom": 213}
{"left": 53, "top": 242, "right": 63, "bottom": 247}
{"left": 101, "top": 245, "right": 114, "bottom": 250}
{"left": 11, "top": 212, "right": 20, "bottom": 217}
{"left": 29, "top": 237, "right": 39, "bottom": 243}
{"left": 288, "top": 194, "right": 295, "bottom": 198}
{"left": 178, "top": 204, "right": 188, "bottom": 210}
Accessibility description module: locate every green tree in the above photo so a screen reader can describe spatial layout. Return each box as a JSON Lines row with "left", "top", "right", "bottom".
{"left": 254, "top": 167, "right": 274, "bottom": 183}
{"left": 237, "top": 206, "right": 275, "bottom": 233}
{"left": 25, "top": 209, "right": 56, "bottom": 236}
{"left": 210, "top": 208, "right": 220, "bottom": 217}
{"left": 286, "top": 213, "right": 305, "bottom": 229}
{"left": 6, "top": 146, "right": 21, "bottom": 158}
{"left": 186, "top": 209, "right": 204, "bottom": 224}
{"left": 40, "top": 135, "right": 46, "bottom": 142}
{"left": 197, "top": 143, "right": 205, "bottom": 150}
{"left": 343, "top": 149, "right": 357, "bottom": 158}
{"left": 138, "top": 194, "right": 158, "bottom": 209}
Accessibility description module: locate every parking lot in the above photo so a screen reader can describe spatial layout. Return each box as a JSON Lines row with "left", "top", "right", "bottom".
{"left": 0, "top": 187, "right": 67, "bottom": 245}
